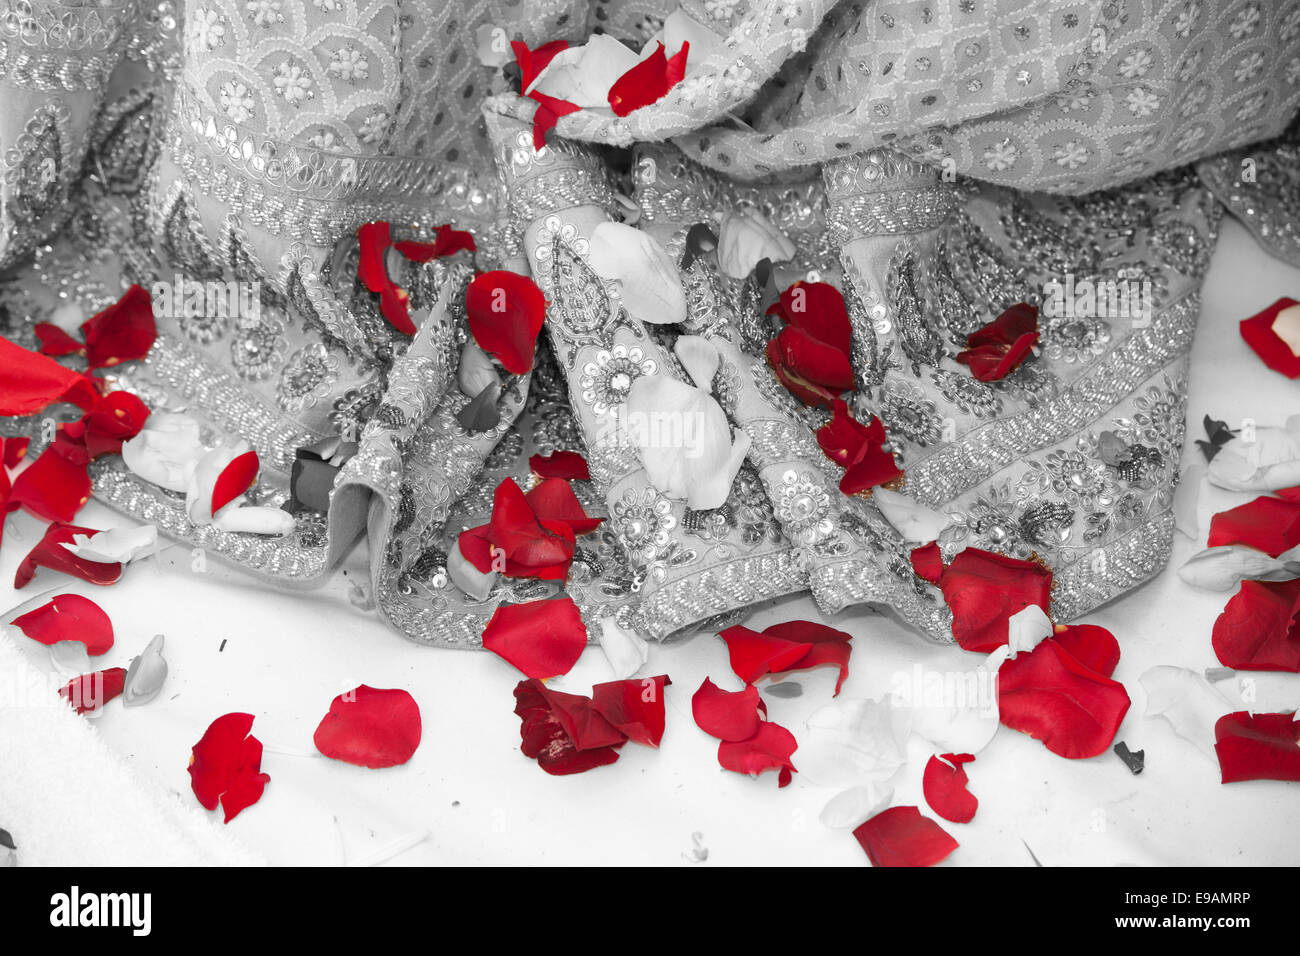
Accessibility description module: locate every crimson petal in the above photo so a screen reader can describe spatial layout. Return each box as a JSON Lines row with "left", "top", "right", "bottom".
{"left": 12, "top": 593, "right": 114, "bottom": 655}
{"left": 79, "top": 284, "right": 157, "bottom": 370}
{"left": 514, "top": 679, "right": 625, "bottom": 775}
{"left": 607, "top": 41, "right": 688, "bottom": 116}
{"left": 529, "top": 450, "right": 590, "bottom": 481}
{"left": 1051, "top": 623, "right": 1121, "bottom": 678}
{"left": 212, "top": 449, "right": 259, "bottom": 514}
{"left": 997, "top": 637, "right": 1131, "bottom": 759}
{"left": 482, "top": 596, "right": 588, "bottom": 679}
{"left": 394, "top": 224, "right": 476, "bottom": 261}
{"left": 8, "top": 445, "right": 91, "bottom": 523}
{"left": 717, "top": 624, "right": 812, "bottom": 685}
{"left": 717, "top": 720, "right": 798, "bottom": 787}
{"left": 187, "top": 712, "right": 271, "bottom": 822}
{"left": 922, "top": 753, "right": 978, "bottom": 824}
{"left": 691, "top": 678, "right": 765, "bottom": 742}
{"left": 34, "top": 323, "right": 84, "bottom": 357}
{"left": 0, "top": 336, "right": 96, "bottom": 415}
{"left": 3, "top": 436, "right": 29, "bottom": 469}
{"left": 590, "top": 675, "right": 670, "bottom": 747}
{"left": 14, "top": 522, "right": 122, "bottom": 589}
{"left": 77, "top": 390, "right": 151, "bottom": 459}
{"left": 939, "top": 548, "right": 1053, "bottom": 653}
{"left": 911, "top": 541, "right": 944, "bottom": 585}
{"left": 956, "top": 303, "right": 1039, "bottom": 382}
{"left": 1214, "top": 711, "right": 1300, "bottom": 783}
{"left": 853, "top": 806, "right": 958, "bottom": 867}
{"left": 466, "top": 270, "right": 547, "bottom": 375}
{"left": 525, "top": 477, "right": 603, "bottom": 536}
{"left": 313, "top": 685, "right": 422, "bottom": 768}
{"left": 1240, "top": 297, "right": 1300, "bottom": 378}
{"left": 1211, "top": 579, "right": 1300, "bottom": 672}
{"left": 59, "top": 667, "right": 126, "bottom": 715}
{"left": 1207, "top": 495, "right": 1300, "bottom": 557}
{"left": 767, "top": 282, "right": 853, "bottom": 357}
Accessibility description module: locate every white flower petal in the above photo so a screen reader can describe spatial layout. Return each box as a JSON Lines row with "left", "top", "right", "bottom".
{"left": 819, "top": 783, "right": 894, "bottom": 829}
{"left": 1207, "top": 417, "right": 1300, "bottom": 492}
{"left": 213, "top": 505, "right": 294, "bottom": 536}
{"left": 663, "top": 8, "right": 728, "bottom": 68}
{"left": 457, "top": 339, "right": 500, "bottom": 398}
{"left": 447, "top": 545, "right": 497, "bottom": 601}
{"left": 870, "top": 486, "right": 950, "bottom": 543}
{"left": 799, "top": 697, "right": 912, "bottom": 788}
{"left": 49, "top": 640, "right": 90, "bottom": 675}
{"left": 588, "top": 222, "right": 686, "bottom": 326}
{"left": 1177, "top": 545, "right": 1294, "bottom": 591}
{"left": 1140, "top": 665, "right": 1233, "bottom": 761}
{"left": 673, "top": 334, "right": 720, "bottom": 390}
{"left": 894, "top": 652, "right": 1004, "bottom": 755}
{"left": 61, "top": 525, "right": 158, "bottom": 564}
{"left": 186, "top": 441, "right": 254, "bottom": 525}
{"left": 121, "top": 413, "right": 206, "bottom": 493}
{"left": 1172, "top": 463, "right": 1203, "bottom": 539}
{"left": 716, "top": 210, "right": 796, "bottom": 279}
{"left": 597, "top": 616, "right": 649, "bottom": 679}
{"left": 1007, "top": 604, "right": 1053, "bottom": 657}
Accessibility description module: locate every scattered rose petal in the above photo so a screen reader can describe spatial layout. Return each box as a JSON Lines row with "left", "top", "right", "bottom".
{"left": 1006, "top": 604, "right": 1053, "bottom": 657}
{"left": 922, "top": 753, "right": 978, "bottom": 824}
{"left": 0, "top": 335, "right": 96, "bottom": 415}
{"left": 524, "top": 477, "right": 603, "bottom": 535}
{"left": 717, "top": 209, "right": 796, "bottom": 279}
{"left": 1214, "top": 710, "right": 1300, "bottom": 783}
{"left": 79, "top": 284, "right": 157, "bottom": 369}
{"left": 1210, "top": 578, "right": 1300, "bottom": 672}
{"left": 68, "top": 390, "right": 150, "bottom": 458}
{"left": 955, "top": 303, "right": 1039, "bottom": 382}
{"left": 121, "top": 412, "right": 206, "bottom": 493}
{"left": 874, "top": 487, "right": 950, "bottom": 543}
{"left": 59, "top": 667, "right": 126, "bottom": 715}
{"left": 393, "top": 224, "right": 476, "bottom": 261}
{"left": 3, "top": 436, "right": 29, "bottom": 469}
{"left": 314, "top": 685, "right": 423, "bottom": 768}
{"left": 7, "top": 444, "right": 91, "bottom": 522}
{"left": 62, "top": 524, "right": 157, "bottom": 564}
{"left": 800, "top": 697, "right": 911, "bottom": 788}
{"left": 910, "top": 542, "right": 944, "bottom": 585}
{"left": 997, "top": 637, "right": 1131, "bottom": 759}
{"left": 597, "top": 616, "right": 648, "bottom": 679}
{"left": 692, "top": 678, "right": 766, "bottom": 742}
{"left": 514, "top": 678, "right": 625, "bottom": 775}
{"left": 512, "top": 39, "right": 581, "bottom": 149}
{"left": 527, "top": 33, "right": 638, "bottom": 108}
{"left": 457, "top": 339, "right": 500, "bottom": 398}
{"left": 465, "top": 270, "right": 546, "bottom": 375}
{"left": 530, "top": 450, "right": 590, "bottom": 481}
{"left": 357, "top": 221, "right": 416, "bottom": 334}
{"left": 588, "top": 221, "right": 686, "bottom": 325}
{"left": 1207, "top": 495, "right": 1300, "bottom": 557}
{"left": 11, "top": 593, "right": 114, "bottom": 655}
{"left": 122, "top": 633, "right": 168, "bottom": 706}
{"left": 607, "top": 41, "right": 688, "bottom": 116}
{"left": 482, "top": 596, "right": 588, "bottom": 678}
{"left": 939, "top": 548, "right": 1053, "bottom": 653}
{"left": 14, "top": 523, "right": 122, "bottom": 589}
{"left": 626, "top": 374, "right": 750, "bottom": 510}
{"left": 720, "top": 619, "right": 854, "bottom": 694}
{"left": 817, "top": 400, "right": 904, "bottom": 495}
{"left": 212, "top": 449, "right": 260, "bottom": 515}
{"left": 903, "top": 647, "right": 1007, "bottom": 755}
{"left": 853, "top": 806, "right": 958, "bottom": 867}
{"left": 187, "top": 713, "right": 271, "bottom": 822}
{"left": 459, "top": 478, "right": 577, "bottom": 580}
{"left": 819, "top": 783, "right": 894, "bottom": 830}
{"left": 590, "top": 674, "right": 670, "bottom": 747}
{"left": 1140, "top": 665, "right": 1233, "bottom": 761}
{"left": 717, "top": 720, "right": 797, "bottom": 787}
{"left": 1207, "top": 416, "right": 1300, "bottom": 491}
{"left": 1239, "top": 297, "right": 1300, "bottom": 378}
{"left": 765, "top": 282, "right": 854, "bottom": 407}
{"left": 1178, "top": 544, "right": 1300, "bottom": 591}
{"left": 213, "top": 505, "right": 295, "bottom": 536}
{"left": 1173, "top": 463, "right": 1203, "bottom": 538}
{"left": 1051, "top": 623, "right": 1120, "bottom": 678}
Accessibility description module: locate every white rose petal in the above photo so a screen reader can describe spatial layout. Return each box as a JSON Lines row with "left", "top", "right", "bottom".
{"left": 1140, "top": 665, "right": 1233, "bottom": 762}
{"left": 121, "top": 413, "right": 206, "bottom": 493}
{"left": 798, "top": 697, "right": 912, "bottom": 788}
{"left": 597, "top": 616, "right": 649, "bottom": 679}
{"left": 62, "top": 525, "right": 158, "bottom": 564}
{"left": 1207, "top": 416, "right": 1300, "bottom": 492}
{"left": 527, "top": 34, "right": 642, "bottom": 108}
{"left": 588, "top": 222, "right": 687, "bottom": 326}
{"left": 819, "top": 783, "right": 894, "bottom": 829}
{"left": 213, "top": 505, "right": 294, "bottom": 536}
{"left": 870, "top": 486, "right": 950, "bottom": 543}
{"left": 123, "top": 634, "right": 168, "bottom": 707}
{"left": 716, "top": 209, "right": 796, "bottom": 279}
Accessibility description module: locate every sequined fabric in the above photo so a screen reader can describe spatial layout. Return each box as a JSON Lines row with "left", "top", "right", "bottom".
{"left": 0, "top": 0, "right": 1297, "bottom": 650}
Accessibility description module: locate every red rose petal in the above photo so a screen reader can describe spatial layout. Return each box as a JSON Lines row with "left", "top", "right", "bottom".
{"left": 607, "top": 41, "right": 688, "bottom": 116}
{"left": 817, "top": 401, "right": 904, "bottom": 495}
{"left": 956, "top": 303, "right": 1039, "bottom": 382}
{"left": 767, "top": 282, "right": 854, "bottom": 357}
{"left": 12, "top": 593, "right": 115, "bottom": 655}
{"left": 997, "top": 638, "right": 1131, "bottom": 759}
{"left": 394, "top": 224, "right": 476, "bottom": 261}
{"left": 718, "top": 624, "right": 812, "bottom": 684}
{"left": 34, "top": 323, "right": 85, "bottom": 357}
{"left": 8, "top": 444, "right": 91, "bottom": 523}
{"left": 512, "top": 39, "right": 569, "bottom": 89}
{"left": 465, "top": 477, "right": 576, "bottom": 580}
{"left": 767, "top": 325, "right": 854, "bottom": 405}
{"left": 922, "top": 753, "right": 978, "bottom": 824}
{"left": 590, "top": 675, "right": 671, "bottom": 748}
{"left": 78, "top": 390, "right": 151, "bottom": 459}
{"left": 1207, "top": 496, "right": 1300, "bottom": 557}
{"left": 357, "top": 221, "right": 417, "bottom": 335}
{"left": 524, "top": 477, "right": 603, "bottom": 536}
{"left": 482, "top": 596, "right": 588, "bottom": 679}
{"left": 765, "top": 338, "right": 843, "bottom": 406}
{"left": 14, "top": 522, "right": 123, "bottom": 589}
{"left": 1051, "top": 623, "right": 1121, "bottom": 678}
{"left": 212, "top": 449, "right": 260, "bottom": 514}
{"left": 313, "top": 685, "right": 422, "bottom": 768}
{"left": 59, "top": 667, "right": 126, "bottom": 715}
{"left": 939, "top": 547, "right": 1053, "bottom": 653}
{"left": 691, "top": 678, "right": 766, "bottom": 742}
{"left": 853, "top": 806, "right": 959, "bottom": 867}
{"left": 1240, "top": 297, "right": 1300, "bottom": 379}
{"left": 911, "top": 541, "right": 944, "bottom": 585}
{"left": 761, "top": 620, "right": 855, "bottom": 694}
{"left": 466, "top": 270, "right": 547, "bottom": 375}
{"left": 1211, "top": 579, "right": 1300, "bottom": 672}
{"left": 187, "top": 712, "right": 271, "bottom": 822}
{"left": 79, "top": 284, "right": 157, "bottom": 370}
{"left": 717, "top": 720, "right": 798, "bottom": 787}
{"left": 513, "top": 679, "right": 625, "bottom": 775}
{"left": 3, "top": 436, "right": 30, "bottom": 469}
{"left": 529, "top": 450, "right": 590, "bottom": 481}
{"left": 1214, "top": 711, "right": 1300, "bottom": 783}
{"left": 0, "top": 335, "right": 96, "bottom": 415}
